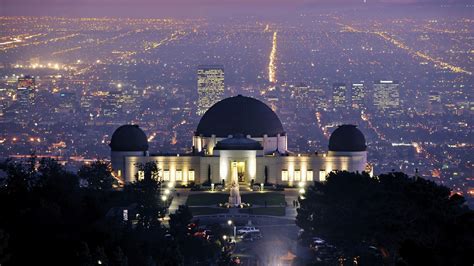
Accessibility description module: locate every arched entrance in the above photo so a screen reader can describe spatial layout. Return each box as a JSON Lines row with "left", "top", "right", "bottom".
{"left": 231, "top": 161, "right": 246, "bottom": 184}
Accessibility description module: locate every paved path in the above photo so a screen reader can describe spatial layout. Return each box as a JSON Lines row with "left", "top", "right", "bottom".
{"left": 167, "top": 188, "right": 190, "bottom": 214}
{"left": 284, "top": 188, "right": 300, "bottom": 218}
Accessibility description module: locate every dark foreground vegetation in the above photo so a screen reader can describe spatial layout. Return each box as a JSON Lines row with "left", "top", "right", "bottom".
{"left": 296, "top": 171, "right": 474, "bottom": 266}
{"left": 0, "top": 158, "right": 227, "bottom": 266}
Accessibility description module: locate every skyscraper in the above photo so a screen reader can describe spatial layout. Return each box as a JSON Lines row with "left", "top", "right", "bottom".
{"left": 16, "top": 76, "right": 35, "bottom": 112}
{"left": 351, "top": 83, "right": 365, "bottom": 109}
{"left": 332, "top": 83, "right": 347, "bottom": 109}
{"left": 197, "top": 65, "right": 224, "bottom": 116}
{"left": 373, "top": 80, "right": 400, "bottom": 116}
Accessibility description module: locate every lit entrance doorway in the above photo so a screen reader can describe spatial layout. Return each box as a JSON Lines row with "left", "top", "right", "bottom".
{"left": 231, "top": 161, "right": 246, "bottom": 184}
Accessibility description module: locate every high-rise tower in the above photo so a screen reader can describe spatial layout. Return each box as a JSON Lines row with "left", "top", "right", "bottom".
{"left": 332, "top": 83, "right": 347, "bottom": 109}
{"left": 16, "top": 76, "right": 35, "bottom": 112}
{"left": 197, "top": 65, "right": 224, "bottom": 116}
{"left": 373, "top": 80, "right": 400, "bottom": 116}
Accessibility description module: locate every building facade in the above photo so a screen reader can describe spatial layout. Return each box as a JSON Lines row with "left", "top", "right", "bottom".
{"left": 373, "top": 80, "right": 400, "bottom": 115}
{"left": 111, "top": 95, "right": 369, "bottom": 186}
{"left": 16, "top": 76, "right": 35, "bottom": 112}
{"left": 332, "top": 83, "right": 348, "bottom": 109}
{"left": 197, "top": 65, "right": 224, "bottom": 116}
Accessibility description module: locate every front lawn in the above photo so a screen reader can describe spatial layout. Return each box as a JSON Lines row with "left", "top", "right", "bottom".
{"left": 241, "top": 192, "right": 285, "bottom": 205}
{"left": 190, "top": 207, "right": 229, "bottom": 216}
{"left": 239, "top": 207, "right": 286, "bottom": 216}
{"left": 186, "top": 193, "right": 229, "bottom": 206}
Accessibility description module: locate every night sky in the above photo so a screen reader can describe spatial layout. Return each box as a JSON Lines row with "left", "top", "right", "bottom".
{"left": 1, "top": 0, "right": 472, "bottom": 18}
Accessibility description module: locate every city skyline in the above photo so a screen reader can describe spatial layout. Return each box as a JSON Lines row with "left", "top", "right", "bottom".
{"left": 0, "top": 3, "right": 472, "bottom": 265}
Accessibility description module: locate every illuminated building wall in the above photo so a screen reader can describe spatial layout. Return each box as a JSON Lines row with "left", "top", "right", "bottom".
{"left": 194, "top": 133, "right": 288, "bottom": 155}
{"left": 119, "top": 150, "right": 368, "bottom": 186}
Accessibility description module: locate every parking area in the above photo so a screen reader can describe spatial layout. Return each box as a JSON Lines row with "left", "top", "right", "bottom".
{"left": 231, "top": 223, "right": 299, "bottom": 265}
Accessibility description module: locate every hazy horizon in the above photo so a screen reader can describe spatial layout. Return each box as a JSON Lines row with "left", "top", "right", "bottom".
{"left": 1, "top": 1, "right": 473, "bottom": 18}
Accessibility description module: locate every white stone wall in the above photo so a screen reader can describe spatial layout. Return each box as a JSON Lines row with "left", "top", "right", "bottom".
{"left": 111, "top": 151, "right": 147, "bottom": 181}
{"left": 194, "top": 135, "right": 288, "bottom": 155}
{"left": 117, "top": 150, "right": 367, "bottom": 185}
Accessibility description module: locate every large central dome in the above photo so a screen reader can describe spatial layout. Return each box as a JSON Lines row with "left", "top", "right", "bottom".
{"left": 196, "top": 95, "right": 285, "bottom": 137}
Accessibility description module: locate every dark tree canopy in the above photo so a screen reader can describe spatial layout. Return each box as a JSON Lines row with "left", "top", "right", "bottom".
{"left": 78, "top": 160, "right": 115, "bottom": 190}
{"left": 0, "top": 158, "right": 220, "bottom": 266}
{"left": 296, "top": 171, "right": 474, "bottom": 266}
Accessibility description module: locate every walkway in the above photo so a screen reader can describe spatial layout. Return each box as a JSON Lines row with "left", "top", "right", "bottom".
{"left": 167, "top": 188, "right": 190, "bottom": 214}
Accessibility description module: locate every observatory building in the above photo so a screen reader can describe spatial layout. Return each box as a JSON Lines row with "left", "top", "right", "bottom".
{"left": 110, "top": 95, "right": 368, "bottom": 186}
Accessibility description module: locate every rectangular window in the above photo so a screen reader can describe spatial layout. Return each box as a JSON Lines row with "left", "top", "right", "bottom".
{"left": 307, "top": 170, "right": 313, "bottom": 181}
{"left": 163, "top": 170, "right": 170, "bottom": 181}
{"left": 188, "top": 170, "right": 195, "bottom": 181}
{"left": 319, "top": 169, "right": 326, "bottom": 182}
{"left": 294, "top": 170, "right": 301, "bottom": 181}
{"left": 176, "top": 170, "right": 182, "bottom": 181}
{"left": 282, "top": 170, "right": 288, "bottom": 181}
{"left": 138, "top": 170, "right": 145, "bottom": 181}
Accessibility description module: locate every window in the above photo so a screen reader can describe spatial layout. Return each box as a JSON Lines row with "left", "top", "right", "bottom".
{"left": 176, "top": 170, "right": 182, "bottom": 181}
{"left": 282, "top": 170, "right": 288, "bottom": 181}
{"left": 188, "top": 170, "right": 195, "bottom": 181}
{"left": 319, "top": 169, "right": 326, "bottom": 182}
{"left": 138, "top": 170, "right": 145, "bottom": 181}
{"left": 294, "top": 170, "right": 301, "bottom": 181}
{"left": 306, "top": 170, "right": 313, "bottom": 181}
{"left": 163, "top": 170, "right": 170, "bottom": 181}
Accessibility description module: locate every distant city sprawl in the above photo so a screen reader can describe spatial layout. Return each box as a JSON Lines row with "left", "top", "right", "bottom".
{"left": 0, "top": 11, "right": 472, "bottom": 202}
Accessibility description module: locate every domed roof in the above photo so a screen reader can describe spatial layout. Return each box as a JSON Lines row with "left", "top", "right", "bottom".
{"left": 196, "top": 95, "right": 285, "bottom": 137}
{"left": 214, "top": 134, "right": 263, "bottom": 150}
{"left": 328, "top": 125, "right": 366, "bottom": 152}
{"left": 110, "top": 125, "right": 149, "bottom": 152}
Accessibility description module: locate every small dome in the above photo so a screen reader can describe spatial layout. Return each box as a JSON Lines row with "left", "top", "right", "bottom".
{"left": 110, "top": 125, "right": 148, "bottom": 152}
{"left": 328, "top": 125, "right": 366, "bottom": 152}
{"left": 214, "top": 134, "right": 263, "bottom": 150}
{"left": 196, "top": 95, "right": 285, "bottom": 137}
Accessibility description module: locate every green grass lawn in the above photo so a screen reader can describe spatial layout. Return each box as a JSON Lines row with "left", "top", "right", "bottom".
{"left": 241, "top": 192, "right": 285, "bottom": 205}
{"left": 190, "top": 207, "right": 229, "bottom": 216}
{"left": 186, "top": 193, "right": 229, "bottom": 206}
{"left": 239, "top": 207, "right": 286, "bottom": 216}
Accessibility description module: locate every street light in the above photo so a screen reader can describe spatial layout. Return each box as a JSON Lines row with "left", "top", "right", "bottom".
{"left": 227, "top": 220, "right": 236, "bottom": 241}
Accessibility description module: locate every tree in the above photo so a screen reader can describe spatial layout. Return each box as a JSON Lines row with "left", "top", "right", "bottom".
{"left": 217, "top": 247, "right": 234, "bottom": 266}
{"left": 204, "top": 164, "right": 211, "bottom": 185}
{"left": 169, "top": 205, "right": 193, "bottom": 239}
{"left": 0, "top": 229, "right": 10, "bottom": 265}
{"left": 78, "top": 160, "right": 115, "bottom": 190}
{"left": 296, "top": 171, "right": 474, "bottom": 265}
{"left": 134, "top": 161, "right": 159, "bottom": 182}
{"left": 0, "top": 158, "right": 218, "bottom": 265}
{"left": 126, "top": 161, "right": 164, "bottom": 229}
{"left": 264, "top": 166, "right": 268, "bottom": 185}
